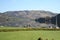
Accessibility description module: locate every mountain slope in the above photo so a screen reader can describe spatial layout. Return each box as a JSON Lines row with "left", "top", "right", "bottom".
{"left": 0, "top": 10, "right": 56, "bottom": 27}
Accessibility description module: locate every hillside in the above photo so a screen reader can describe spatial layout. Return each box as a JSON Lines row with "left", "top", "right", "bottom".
{"left": 0, "top": 10, "right": 57, "bottom": 28}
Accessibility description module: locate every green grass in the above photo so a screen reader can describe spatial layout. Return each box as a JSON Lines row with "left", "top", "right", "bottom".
{"left": 0, "top": 30, "right": 60, "bottom": 40}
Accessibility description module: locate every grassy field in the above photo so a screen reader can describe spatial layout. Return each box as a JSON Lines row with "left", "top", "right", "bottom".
{"left": 0, "top": 30, "right": 60, "bottom": 40}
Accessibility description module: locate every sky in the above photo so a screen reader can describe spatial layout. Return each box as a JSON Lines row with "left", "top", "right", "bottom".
{"left": 0, "top": 0, "right": 60, "bottom": 13}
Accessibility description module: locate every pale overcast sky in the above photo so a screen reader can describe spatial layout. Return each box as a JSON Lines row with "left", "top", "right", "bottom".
{"left": 0, "top": 0, "right": 60, "bottom": 13}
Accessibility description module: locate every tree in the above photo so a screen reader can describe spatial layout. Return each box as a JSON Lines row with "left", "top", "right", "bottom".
{"left": 45, "top": 16, "right": 51, "bottom": 24}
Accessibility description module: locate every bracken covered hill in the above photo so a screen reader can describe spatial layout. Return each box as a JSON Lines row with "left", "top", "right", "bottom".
{"left": 0, "top": 10, "right": 57, "bottom": 28}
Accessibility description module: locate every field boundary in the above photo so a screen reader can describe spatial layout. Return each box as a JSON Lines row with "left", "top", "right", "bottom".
{"left": 0, "top": 28, "right": 60, "bottom": 32}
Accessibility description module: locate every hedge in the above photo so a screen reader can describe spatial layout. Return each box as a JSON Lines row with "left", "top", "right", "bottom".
{"left": 0, "top": 28, "right": 60, "bottom": 32}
